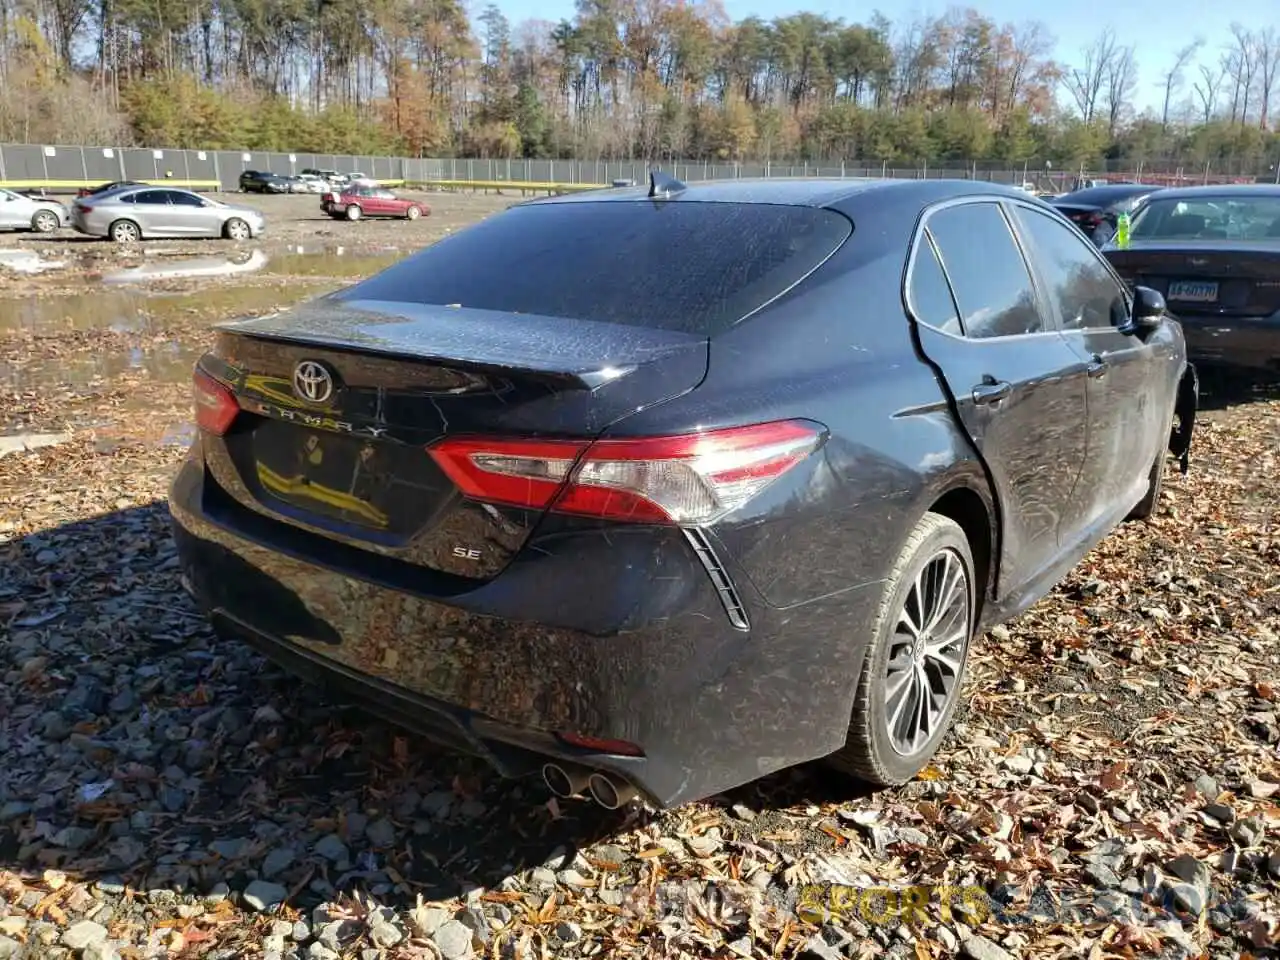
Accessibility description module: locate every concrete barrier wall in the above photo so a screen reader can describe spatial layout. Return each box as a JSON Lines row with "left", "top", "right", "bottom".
{"left": 0, "top": 143, "right": 1053, "bottom": 193}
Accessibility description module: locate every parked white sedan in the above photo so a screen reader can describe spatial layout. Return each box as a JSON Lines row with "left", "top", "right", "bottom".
{"left": 289, "top": 174, "right": 328, "bottom": 194}
{"left": 0, "top": 188, "right": 70, "bottom": 234}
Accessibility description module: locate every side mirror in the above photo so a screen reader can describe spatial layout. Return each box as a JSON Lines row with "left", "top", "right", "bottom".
{"left": 1120, "top": 285, "right": 1165, "bottom": 336}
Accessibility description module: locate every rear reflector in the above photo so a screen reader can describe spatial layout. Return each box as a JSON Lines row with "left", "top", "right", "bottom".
{"left": 193, "top": 368, "right": 240, "bottom": 435}
{"left": 556, "top": 733, "right": 645, "bottom": 756}
{"left": 427, "top": 419, "right": 824, "bottom": 525}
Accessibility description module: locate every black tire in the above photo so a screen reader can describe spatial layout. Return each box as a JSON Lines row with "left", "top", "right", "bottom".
{"left": 31, "top": 210, "right": 59, "bottom": 233}
{"left": 825, "top": 512, "right": 976, "bottom": 786}
{"left": 1128, "top": 451, "right": 1164, "bottom": 521}
{"left": 109, "top": 219, "right": 141, "bottom": 243}
{"left": 223, "top": 217, "right": 251, "bottom": 241}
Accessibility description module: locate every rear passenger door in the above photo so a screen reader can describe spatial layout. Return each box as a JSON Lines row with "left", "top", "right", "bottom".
{"left": 906, "top": 198, "right": 1090, "bottom": 603}
{"left": 1004, "top": 199, "right": 1176, "bottom": 533}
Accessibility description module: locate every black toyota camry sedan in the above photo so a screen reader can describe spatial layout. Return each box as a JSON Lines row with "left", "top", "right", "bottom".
{"left": 169, "top": 175, "right": 1198, "bottom": 810}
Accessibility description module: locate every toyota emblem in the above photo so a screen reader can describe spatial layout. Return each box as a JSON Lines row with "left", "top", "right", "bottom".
{"left": 293, "top": 360, "right": 334, "bottom": 404}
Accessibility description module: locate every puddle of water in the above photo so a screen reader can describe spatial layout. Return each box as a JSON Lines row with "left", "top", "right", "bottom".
{"left": 102, "top": 249, "right": 269, "bottom": 284}
{"left": 0, "top": 281, "right": 335, "bottom": 336}
{"left": 263, "top": 243, "right": 408, "bottom": 278}
{"left": 0, "top": 338, "right": 199, "bottom": 395}
{"left": 161, "top": 422, "right": 196, "bottom": 447}
{"left": 0, "top": 249, "right": 69, "bottom": 275}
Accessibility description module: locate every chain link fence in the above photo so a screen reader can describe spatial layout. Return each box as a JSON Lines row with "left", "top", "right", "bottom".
{"left": 0, "top": 142, "right": 1273, "bottom": 192}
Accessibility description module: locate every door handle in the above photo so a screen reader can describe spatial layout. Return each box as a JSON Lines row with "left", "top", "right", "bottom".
{"left": 971, "top": 380, "right": 1012, "bottom": 405}
{"left": 1087, "top": 354, "right": 1108, "bottom": 378}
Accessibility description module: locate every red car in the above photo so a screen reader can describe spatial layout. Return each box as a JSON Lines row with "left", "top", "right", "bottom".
{"left": 321, "top": 184, "right": 428, "bottom": 221}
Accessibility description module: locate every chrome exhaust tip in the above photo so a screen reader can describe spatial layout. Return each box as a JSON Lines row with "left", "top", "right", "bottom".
{"left": 587, "top": 771, "right": 639, "bottom": 810}
{"left": 542, "top": 762, "right": 592, "bottom": 799}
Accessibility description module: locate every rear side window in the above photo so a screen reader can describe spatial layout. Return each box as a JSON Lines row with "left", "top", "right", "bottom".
{"left": 926, "top": 202, "right": 1045, "bottom": 339}
{"left": 338, "top": 201, "right": 853, "bottom": 335}
{"left": 907, "top": 236, "right": 962, "bottom": 335}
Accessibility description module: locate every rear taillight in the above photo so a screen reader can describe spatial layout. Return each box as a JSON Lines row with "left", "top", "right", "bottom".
{"left": 75, "top": 202, "right": 91, "bottom": 213}
{"left": 427, "top": 420, "right": 825, "bottom": 524}
{"left": 193, "top": 368, "right": 239, "bottom": 435}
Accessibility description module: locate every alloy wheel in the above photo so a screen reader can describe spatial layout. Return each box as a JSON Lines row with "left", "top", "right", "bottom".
{"left": 226, "top": 218, "right": 250, "bottom": 241}
{"left": 33, "top": 212, "right": 57, "bottom": 233}
{"left": 111, "top": 221, "right": 139, "bottom": 243}
{"left": 883, "top": 547, "right": 970, "bottom": 757}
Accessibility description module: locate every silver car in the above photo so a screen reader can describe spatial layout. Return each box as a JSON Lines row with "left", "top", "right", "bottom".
{"left": 71, "top": 186, "right": 266, "bottom": 242}
{"left": 0, "top": 188, "right": 69, "bottom": 234}
{"left": 289, "top": 174, "right": 327, "bottom": 194}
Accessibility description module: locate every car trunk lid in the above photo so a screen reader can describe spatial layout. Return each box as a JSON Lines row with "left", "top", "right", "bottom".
{"left": 197, "top": 296, "right": 708, "bottom": 581}
{"left": 1105, "top": 241, "right": 1280, "bottom": 315}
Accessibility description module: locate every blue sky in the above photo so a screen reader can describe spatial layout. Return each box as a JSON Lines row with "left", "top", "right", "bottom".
{"left": 488, "top": 0, "right": 1271, "bottom": 116}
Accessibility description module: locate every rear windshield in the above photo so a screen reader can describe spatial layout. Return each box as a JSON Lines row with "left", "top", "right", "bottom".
{"left": 1058, "top": 187, "right": 1149, "bottom": 207}
{"left": 336, "top": 200, "right": 852, "bottom": 335}
{"left": 1130, "top": 195, "right": 1280, "bottom": 241}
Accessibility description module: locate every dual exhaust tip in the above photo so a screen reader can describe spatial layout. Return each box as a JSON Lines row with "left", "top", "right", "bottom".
{"left": 542, "top": 761, "right": 639, "bottom": 809}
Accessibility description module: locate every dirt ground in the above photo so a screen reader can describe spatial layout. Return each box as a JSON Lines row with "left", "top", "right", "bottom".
{"left": 1, "top": 193, "right": 1279, "bottom": 960}
{"left": 1, "top": 193, "right": 519, "bottom": 299}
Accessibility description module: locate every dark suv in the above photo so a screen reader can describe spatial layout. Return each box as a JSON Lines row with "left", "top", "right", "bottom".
{"left": 239, "top": 170, "right": 290, "bottom": 193}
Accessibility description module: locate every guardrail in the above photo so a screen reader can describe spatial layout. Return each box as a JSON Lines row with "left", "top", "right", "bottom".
{"left": 409, "top": 178, "right": 609, "bottom": 195}
{"left": 0, "top": 177, "right": 411, "bottom": 195}
{"left": 0, "top": 176, "right": 606, "bottom": 197}
{"left": 0, "top": 178, "right": 224, "bottom": 193}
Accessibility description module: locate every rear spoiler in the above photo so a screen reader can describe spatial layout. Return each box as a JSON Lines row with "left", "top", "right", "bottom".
{"left": 215, "top": 298, "right": 708, "bottom": 392}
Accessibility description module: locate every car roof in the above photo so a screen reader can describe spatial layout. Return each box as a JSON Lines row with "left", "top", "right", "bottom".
{"left": 100, "top": 185, "right": 200, "bottom": 199}
{"left": 520, "top": 176, "right": 1037, "bottom": 211}
{"left": 1138, "top": 183, "right": 1280, "bottom": 202}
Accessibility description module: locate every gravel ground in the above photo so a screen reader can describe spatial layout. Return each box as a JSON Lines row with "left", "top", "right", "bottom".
{"left": 2, "top": 204, "right": 1280, "bottom": 960}
{"left": 7, "top": 191, "right": 520, "bottom": 257}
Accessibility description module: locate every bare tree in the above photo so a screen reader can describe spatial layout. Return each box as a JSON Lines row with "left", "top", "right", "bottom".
{"left": 1103, "top": 43, "right": 1137, "bottom": 135}
{"left": 1064, "top": 27, "right": 1120, "bottom": 124}
{"left": 1225, "top": 24, "right": 1257, "bottom": 124}
{"left": 1161, "top": 40, "right": 1202, "bottom": 129}
{"left": 1194, "top": 62, "right": 1226, "bottom": 123}
{"left": 1254, "top": 27, "right": 1280, "bottom": 130}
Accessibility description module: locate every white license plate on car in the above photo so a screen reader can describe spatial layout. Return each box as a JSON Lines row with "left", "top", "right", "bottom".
{"left": 1167, "top": 280, "right": 1218, "bottom": 302}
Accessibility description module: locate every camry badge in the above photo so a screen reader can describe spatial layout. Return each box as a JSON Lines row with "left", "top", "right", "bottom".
{"left": 293, "top": 360, "right": 334, "bottom": 404}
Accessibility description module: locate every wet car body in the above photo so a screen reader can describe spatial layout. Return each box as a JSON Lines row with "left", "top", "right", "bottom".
{"left": 170, "top": 177, "right": 1195, "bottom": 808}
{"left": 0, "top": 187, "right": 70, "bottom": 233}
{"left": 1103, "top": 183, "right": 1280, "bottom": 374}
{"left": 72, "top": 186, "right": 266, "bottom": 242}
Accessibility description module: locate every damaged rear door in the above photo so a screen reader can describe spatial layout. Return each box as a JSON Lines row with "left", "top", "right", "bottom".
{"left": 904, "top": 197, "right": 1090, "bottom": 604}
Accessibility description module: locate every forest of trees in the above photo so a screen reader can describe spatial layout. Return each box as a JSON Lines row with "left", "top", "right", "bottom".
{"left": 2, "top": 0, "right": 1280, "bottom": 170}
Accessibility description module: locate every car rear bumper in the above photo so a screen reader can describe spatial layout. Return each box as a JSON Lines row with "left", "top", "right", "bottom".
{"left": 1175, "top": 313, "right": 1280, "bottom": 372}
{"left": 167, "top": 455, "right": 881, "bottom": 808}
